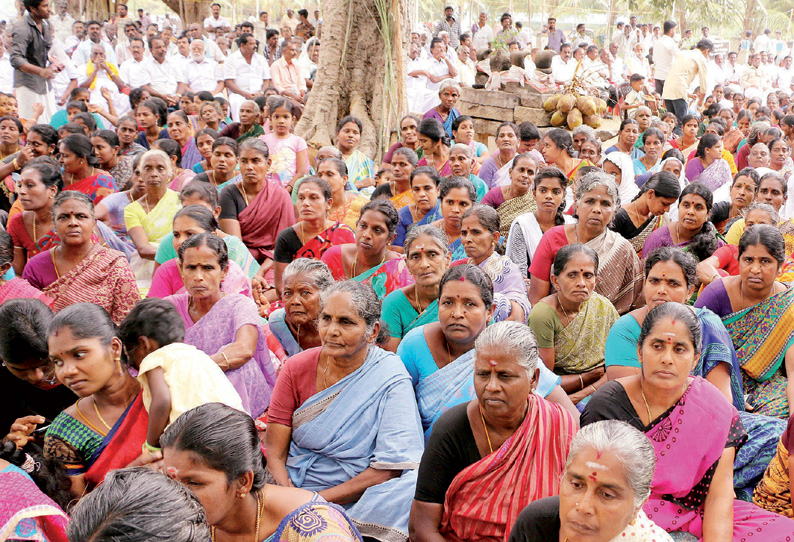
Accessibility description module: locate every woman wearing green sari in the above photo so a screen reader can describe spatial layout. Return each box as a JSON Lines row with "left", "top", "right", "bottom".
{"left": 695, "top": 224, "right": 794, "bottom": 419}
{"left": 322, "top": 199, "right": 414, "bottom": 298}
{"left": 337, "top": 116, "right": 376, "bottom": 192}
{"left": 382, "top": 225, "right": 451, "bottom": 352}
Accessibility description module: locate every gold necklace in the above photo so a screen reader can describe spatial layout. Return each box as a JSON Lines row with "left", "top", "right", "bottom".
{"left": 558, "top": 296, "right": 576, "bottom": 325}
{"left": 322, "top": 354, "right": 331, "bottom": 389}
{"left": 351, "top": 253, "right": 386, "bottom": 278}
{"left": 478, "top": 404, "right": 494, "bottom": 454}
{"left": 142, "top": 194, "right": 151, "bottom": 213}
{"left": 413, "top": 284, "right": 425, "bottom": 314}
{"left": 32, "top": 214, "right": 36, "bottom": 242}
{"left": 210, "top": 490, "right": 263, "bottom": 542}
{"left": 74, "top": 399, "right": 108, "bottom": 436}
{"left": 639, "top": 378, "right": 653, "bottom": 424}
{"left": 93, "top": 397, "right": 112, "bottom": 431}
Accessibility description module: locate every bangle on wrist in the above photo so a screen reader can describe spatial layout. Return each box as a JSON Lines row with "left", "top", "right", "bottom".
{"left": 710, "top": 273, "right": 720, "bottom": 282}
{"left": 578, "top": 374, "right": 584, "bottom": 390}
{"left": 11, "top": 158, "right": 19, "bottom": 170}
{"left": 142, "top": 441, "right": 162, "bottom": 454}
{"left": 219, "top": 351, "right": 230, "bottom": 370}
{"left": 589, "top": 385, "right": 598, "bottom": 394}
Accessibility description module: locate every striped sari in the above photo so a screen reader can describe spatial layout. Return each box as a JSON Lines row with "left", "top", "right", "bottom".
{"left": 439, "top": 395, "right": 576, "bottom": 542}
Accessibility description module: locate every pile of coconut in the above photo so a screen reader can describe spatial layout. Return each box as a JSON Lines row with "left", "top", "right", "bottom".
{"left": 543, "top": 94, "right": 607, "bottom": 129}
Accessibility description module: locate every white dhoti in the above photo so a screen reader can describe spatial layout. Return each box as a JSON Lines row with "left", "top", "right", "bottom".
{"left": 16, "top": 85, "right": 57, "bottom": 124}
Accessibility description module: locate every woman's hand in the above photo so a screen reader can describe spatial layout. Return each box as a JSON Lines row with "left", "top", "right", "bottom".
{"left": 127, "top": 449, "right": 164, "bottom": 471}
{"left": 354, "top": 177, "right": 376, "bottom": 190}
{"left": 5, "top": 415, "right": 45, "bottom": 448}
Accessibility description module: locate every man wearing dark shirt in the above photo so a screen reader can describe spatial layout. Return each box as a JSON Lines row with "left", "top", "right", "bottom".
{"left": 9, "top": 0, "right": 61, "bottom": 123}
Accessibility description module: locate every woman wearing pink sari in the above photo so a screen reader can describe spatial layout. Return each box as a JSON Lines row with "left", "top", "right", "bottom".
{"left": 684, "top": 133, "right": 732, "bottom": 197}
{"left": 582, "top": 302, "right": 794, "bottom": 540}
{"left": 416, "top": 118, "right": 453, "bottom": 177}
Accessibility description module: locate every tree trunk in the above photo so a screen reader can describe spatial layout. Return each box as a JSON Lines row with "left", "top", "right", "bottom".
{"left": 161, "top": 0, "right": 213, "bottom": 25}
{"left": 294, "top": 0, "right": 414, "bottom": 161}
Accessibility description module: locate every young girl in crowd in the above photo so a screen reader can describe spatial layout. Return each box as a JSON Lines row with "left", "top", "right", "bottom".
{"left": 259, "top": 98, "right": 309, "bottom": 189}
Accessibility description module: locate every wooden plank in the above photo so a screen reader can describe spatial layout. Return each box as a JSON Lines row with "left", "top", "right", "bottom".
{"left": 514, "top": 106, "right": 551, "bottom": 127}
{"left": 473, "top": 118, "right": 504, "bottom": 137}
{"left": 458, "top": 102, "right": 515, "bottom": 122}
{"left": 460, "top": 87, "right": 520, "bottom": 109}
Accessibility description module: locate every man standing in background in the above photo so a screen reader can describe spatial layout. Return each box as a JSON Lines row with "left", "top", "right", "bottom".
{"left": 652, "top": 20, "right": 678, "bottom": 95}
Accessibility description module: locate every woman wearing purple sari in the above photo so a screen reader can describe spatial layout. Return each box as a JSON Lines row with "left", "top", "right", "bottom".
{"left": 684, "top": 133, "right": 733, "bottom": 198}
{"left": 165, "top": 233, "right": 276, "bottom": 417}
{"left": 457, "top": 205, "right": 530, "bottom": 323}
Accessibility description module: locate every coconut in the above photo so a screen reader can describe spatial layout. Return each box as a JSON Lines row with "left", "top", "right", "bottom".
{"left": 584, "top": 114, "right": 602, "bottom": 128}
{"left": 595, "top": 98, "right": 608, "bottom": 114}
{"left": 579, "top": 97, "right": 597, "bottom": 116}
{"left": 550, "top": 110, "right": 567, "bottom": 127}
{"left": 567, "top": 108, "right": 583, "bottom": 129}
{"left": 544, "top": 94, "right": 562, "bottom": 112}
{"left": 558, "top": 94, "right": 576, "bottom": 113}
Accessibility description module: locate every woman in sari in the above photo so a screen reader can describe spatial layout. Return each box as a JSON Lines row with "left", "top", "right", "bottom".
{"left": 317, "top": 157, "right": 368, "bottom": 229}
{"left": 605, "top": 119, "right": 643, "bottom": 160}
{"left": 768, "top": 137, "right": 794, "bottom": 180}
{"left": 0, "top": 233, "right": 49, "bottom": 305}
{"left": 322, "top": 199, "right": 412, "bottom": 298}
{"left": 478, "top": 122, "right": 519, "bottom": 188}
{"left": 447, "top": 144, "right": 488, "bottom": 200}
{"left": 509, "top": 421, "right": 673, "bottom": 542}
{"left": 481, "top": 153, "right": 538, "bottom": 238}
{"left": 382, "top": 115, "right": 423, "bottom": 165}
{"left": 381, "top": 147, "right": 419, "bottom": 209}
{"left": 709, "top": 168, "right": 759, "bottom": 234}
{"left": 416, "top": 118, "right": 452, "bottom": 177}
{"left": 424, "top": 80, "right": 460, "bottom": 139}
{"left": 68, "top": 466, "right": 210, "bottom": 542}
{"left": 432, "top": 176, "right": 476, "bottom": 261}
{"left": 530, "top": 244, "right": 617, "bottom": 404}
{"left": 337, "top": 115, "right": 376, "bottom": 190}
{"left": 451, "top": 115, "right": 490, "bottom": 168}
{"left": 610, "top": 171, "right": 680, "bottom": 255}
{"left": 410, "top": 321, "right": 577, "bottom": 542}
{"left": 58, "top": 134, "right": 118, "bottom": 205}
{"left": 393, "top": 166, "right": 442, "bottom": 251}
{"left": 94, "top": 155, "right": 146, "bottom": 247}
{"left": 695, "top": 225, "right": 794, "bottom": 419}
{"left": 671, "top": 114, "right": 700, "bottom": 157}
{"left": 162, "top": 404, "right": 361, "bottom": 542}
{"left": 191, "top": 128, "right": 218, "bottom": 174}
{"left": 266, "top": 259, "right": 333, "bottom": 362}
{"left": 166, "top": 110, "right": 202, "bottom": 171}
{"left": 149, "top": 206, "right": 253, "bottom": 299}
{"left": 685, "top": 134, "right": 733, "bottom": 195}
{"left": 23, "top": 191, "right": 139, "bottom": 323}
{"left": 192, "top": 137, "right": 241, "bottom": 192}
{"left": 726, "top": 172, "right": 788, "bottom": 245}
{"left": 460, "top": 206, "right": 530, "bottom": 322}
{"left": 198, "top": 101, "right": 224, "bottom": 134}
{"left": 124, "top": 149, "right": 182, "bottom": 261}
{"left": 541, "top": 129, "right": 595, "bottom": 186}
{"left": 274, "top": 177, "right": 355, "bottom": 295}
{"left": 581, "top": 302, "right": 794, "bottom": 540}
{"left": 0, "top": 448, "right": 70, "bottom": 542}
{"left": 642, "top": 182, "right": 724, "bottom": 263}
{"left": 506, "top": 167, "right": 573, "bottom": 281}
{"left": 607, "top": 246, "right": 786, "bottom": 498}
{"left": 166, "top": 233, "right": 276, "bottom": 417}
{"left": 266, "top": 281, "right": 424, "bottom": 542}
{"left": 151, "top": 139, "right": 196, "bottom": 193}
{"left": 382, "top": 225, "right": 451, "bottom": 351}
{"left": 8, "top": 158, "right": 62, "bottom": 276}
{"left": 530, "top": 172, "right": 643, "bottom": 315}
{"left": 220, "top": 100, "right": 264, "bottom": 143}
{"left": 219, "top": 139, "right": 294, "bottom": 286}
{"left": 632, "top": 127, "right": 664, "bottom": 175}
{"left": 91, "top": 130, "right": 134, "bottom": 191}
{"left": 602, "top": 151, "right": 640, "bottom": 204}
{"left": 0, "top": 117, "right": 29, "bottom": 212}
{"left": 44, "top": 303, "right": 149, "bottom": 498}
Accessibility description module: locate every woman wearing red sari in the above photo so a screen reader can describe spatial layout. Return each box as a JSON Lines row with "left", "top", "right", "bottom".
{"left": 44, "top": 303, "right": 149, "bottom": 499}
{"left": 410, "top": 321, "right": 577, "bottom": 542}
{"left": 273, "top": 177, "right": 355, "bottom": 295}
{"left": 219, "top": 138, "right": 295, "bottom": 286}
{"left": 58, "top": 134, "right": 117, "bottom": 205}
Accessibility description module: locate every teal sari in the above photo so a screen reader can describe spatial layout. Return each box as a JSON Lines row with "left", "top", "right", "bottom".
{"left": 381, "top": 289, "right": 439, "bottom": 340}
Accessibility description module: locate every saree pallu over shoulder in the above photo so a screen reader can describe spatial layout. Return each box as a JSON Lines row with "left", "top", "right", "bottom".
{"left": 271, "top": 499, "right": 363, "bottom": 542}
{"left": 554, "top": 293, "right": 618, "bottom": 374}
{"left": 440, "top": 395, "right": 576, "bottom": 542}
{"left": 296, "top": 222, "right": 355, "bottom": 260}
{"left": 287, "top": 347, "right": 424, "bottom": 542}
{"left": 495, "top": 192, "right": 537, "bottom": 238}
{"left": 0, "top": 471, "right": 69, "bottom": 542}
{"left": 722, "top": 287, "right": 794, "bottom": 382}
{"left": 239, "top": 178, "right": 295, "bottom": 262}
{"left": 390, "top": 190, "right": 414, "bottom": 210}
{"left": 416, "top": 350, "right": 475, "bottom": 437}
{"left": 354, "top": 257, "right": 414, "bottom": 299}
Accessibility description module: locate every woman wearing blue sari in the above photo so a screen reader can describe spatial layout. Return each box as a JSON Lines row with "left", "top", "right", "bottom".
{"left": 382, "top": 225, "right": 451, "bottom": 352}
{"left": 604, "top": 246, "right": 786, "bottom": 499}
{"left": 398, "top": 264, "right": 574, "bottom": 440}
{"left": 266, "top": 281, "right": 424, "bottom": 542}
{"left": 430, "top": 176, "right": 477, "bottom": 261}
{"left": 393, "top": 167, "right": 443, "bottom": 250}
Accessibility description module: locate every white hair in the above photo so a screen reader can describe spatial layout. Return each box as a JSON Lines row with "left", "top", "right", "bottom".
{"left": 474, "top": 321, "right": 539, "bottom": 378}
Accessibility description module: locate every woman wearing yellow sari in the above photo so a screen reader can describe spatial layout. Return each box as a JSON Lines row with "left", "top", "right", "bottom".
{"left": 529, "top": 244, "right": 618, "bottom": 405}
{"left": 316, "top": 158, "right": 368, "bottom": 230}
{"left": 481, "top": 153, "right": 538, "bottom": 238}
{"left": 337, "top": 116, "right": 376, "bottom": 192}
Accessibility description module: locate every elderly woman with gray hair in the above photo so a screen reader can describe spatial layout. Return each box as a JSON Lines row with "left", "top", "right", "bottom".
{"left": 424, "top": 79, "right": 462, "bottom": 139}
{"left": 529, "top": 171, "right": 643, "bottom": 314}
{"left": 265, "top": 280, "right": 424, "bottom": 542}
{"left": 67, "top": 467, "right": 210, "bottom": 542}
{"left": 409, "top": 321, "right": 577, "bottom": 542}
{"left": 508, "top": 420, "right": 673, "bottom": 542}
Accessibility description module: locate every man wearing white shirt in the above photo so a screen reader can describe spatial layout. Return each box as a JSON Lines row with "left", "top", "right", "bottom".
{"left": 754, "top": 29, "right": 772, "bottom": 55}
{"left": 425, "top": 37, "right": 457, "bottom": 95}
{"left": 118, "top": 36, "right": 146, "bottom": 87}
{"left": 49, "top": 0, "right": 74, "bottom": 43}
{"left": 170, "top": 33, "right": 191, "bottom": 73}
{"left": 570, "top": 24, "right": 592, "bottom": 50}
{"left": 180, "top": 39, "right": 224, "bottom": 95}
{"left": 63, "top": 21, "right": 85, "bottom": 57}
{"left": 515, "top": 22, "right": 531, "bottom": 50}
{"left": 455, "top": 44, "right": 475, "bottom": 86}
{"left": 73, "top": 20, "right": 116, "bottom": 67}
{"left": 224, "top": 33, "right": 271, "bottom": 120}
{"left": 551, "top": 43, "right": 576, "bottom": 86}
{"left": 203, "top": 3, "right": 230, "bottom": 41}
{"left": 140, "top": 36, "right": 182, "bottom": 107}
{"left": 663, "top": 40, "right": 712, "bottom": 122}
{"left": 49, "top": 41, "right": 78, "bottom": 108}
{"left": 653, "top": 21, "right": 678, "bottom": 94}
{"left": 470, "top": 12, "right": 493, "bottom": 53}
{"left": 116, "top": 22, "right": 146, "bottom": 65}
{"left": 0, "top": 40, "right": 14, "bottom": 94}
{"left": 406, "top": 43, "right": 436, "bottom": 113}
